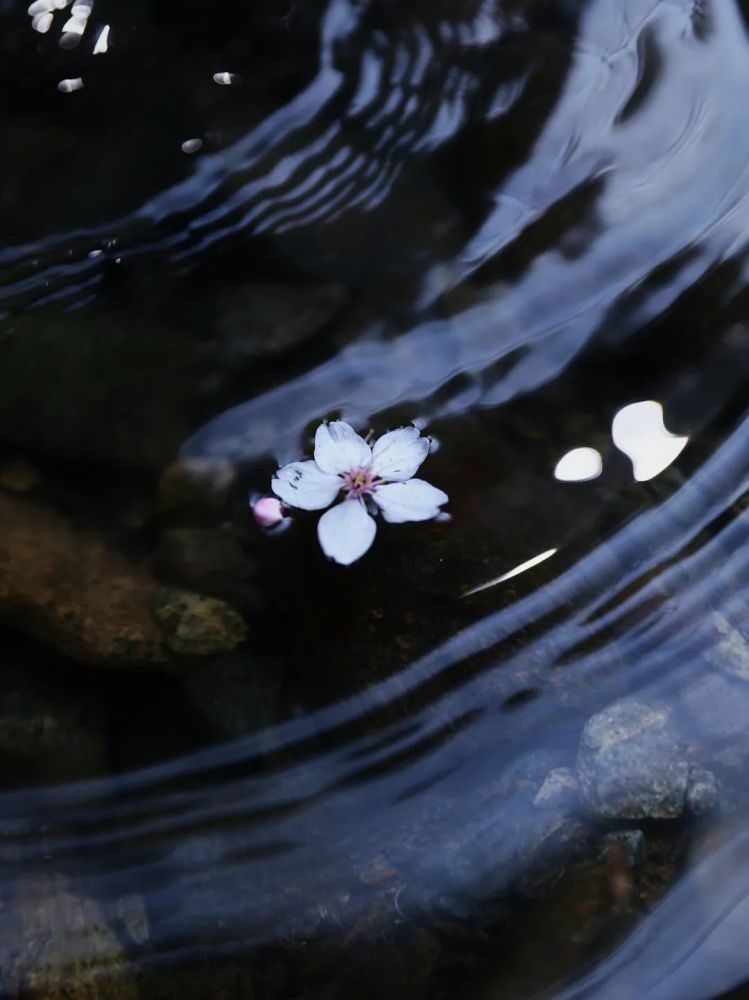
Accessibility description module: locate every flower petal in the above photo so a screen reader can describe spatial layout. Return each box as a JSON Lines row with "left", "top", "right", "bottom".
{"left": 317, "top": 499, "right": 376, "bottom": 565}
{"left": 371, "top": 425, "right": 430, "bottom": 482}
{"left": 252, "top": 496, "right": 285, "bottom": 526}
{"left": 272, "top": 461, "right": 341, "bottom": 511}
{"left": 372, "top": 479, "right": 448, "bottom": 523}
{"left": 314, "top": 421, "right": 372, "bottom": 475}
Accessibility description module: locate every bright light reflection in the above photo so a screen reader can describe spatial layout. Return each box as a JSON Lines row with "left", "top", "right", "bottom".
{"left": 32, "top": 11, "right": 53, "bottom": 31}
{"left": 93, "top": 24, "right": 109, "bottom": 53}
{"left": 28, "top": 0, "right": 53, "bottom": 14}
{"left": 463, "top": 548, "right": 558, "bottom": 597}
{"left": 57, "top": 77, "right": 84, "bottom": 92}
{"left": 181, "top": 137, "right": 203, "bottom": 154}
{"left": 554, "top": 446, "right": 603, "bottom": 482}
{"left": 213, "top": 72, "right": 237, "bottom": 85}
{"left": 611, "top": 400, "right": 688, "bottom": 482}
{"left": 61, "top": 14, "right": 86, "bottom": 34}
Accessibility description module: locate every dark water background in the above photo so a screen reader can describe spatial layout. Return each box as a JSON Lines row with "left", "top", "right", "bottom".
{"left": 2, "top": 0, "right": 749, "bottom": 996}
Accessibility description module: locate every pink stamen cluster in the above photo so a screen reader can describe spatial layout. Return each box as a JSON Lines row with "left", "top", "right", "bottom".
{"left": 341, "top": 466, "right": 378, "bottom": 499}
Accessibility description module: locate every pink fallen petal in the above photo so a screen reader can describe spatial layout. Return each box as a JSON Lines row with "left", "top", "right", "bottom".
{"left": 252, "top": 496, "right": 285, "bottom": 527}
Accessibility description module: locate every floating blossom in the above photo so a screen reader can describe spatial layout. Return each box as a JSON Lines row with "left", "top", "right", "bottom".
{"left": 252, "top": 496, "right": 285, "bottom": 527}
{"left": 271, "top": 421, "right": 448, "bottom": 565}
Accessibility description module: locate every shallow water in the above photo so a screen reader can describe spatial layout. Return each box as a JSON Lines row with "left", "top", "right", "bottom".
{"left": 2, "top": 0, "right": 749, "bottom": 996}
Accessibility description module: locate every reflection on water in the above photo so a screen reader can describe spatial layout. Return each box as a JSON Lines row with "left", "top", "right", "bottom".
{"left": 1, "top": 0, "right": 749, "bottom": 995}
{"left": 463, "top": 546, "right": 558, "bottom": 596}
{"left": 611, "top": 399, "right": 690, "bottom": 482}
{"left": 554, "top": 447, "right": 603, "bottom": 482}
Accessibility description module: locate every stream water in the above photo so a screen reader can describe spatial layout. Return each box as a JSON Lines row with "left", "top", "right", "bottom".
{"left": 2, "top": 0, "right": 749, "bottom": 997}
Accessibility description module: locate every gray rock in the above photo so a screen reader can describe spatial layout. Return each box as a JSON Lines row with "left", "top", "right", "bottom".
{"left": 512, "top": 816, "right": 593, "bottom": 898}
{"left": 497, "top": 749, "right": 568, "bottom": 798}
{"left": 577, "top": 699, "right": 688, "bottom": 819}
{"left": 706, "top": 612, "right": 749, "bottom": 681}
{"left": 486, "top": 756, "right": 591, "bottom": 895}
{"left": 113, "top": 895, "right": 150, "bottom": 947}
{"left": 533, "top": 768, "right": 580, "bottom": 810}
{"left": 409, "top": 807, "right": 591, "bottom": 909}
{"left": 154, "top": 588, "right": 248, "bottom": 657}
{"left": 405, "top": 752, "right": 591, "bottom": 908}
{"left": 686, "top": 766, "right": 720, "bottom": 816}
{"left": 599, "top": 829, "right": 647, "bottom": 867}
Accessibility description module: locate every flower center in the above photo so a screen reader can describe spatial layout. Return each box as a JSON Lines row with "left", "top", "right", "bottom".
{"left": 342, "top": 466, "right": 376, "bottom": 499}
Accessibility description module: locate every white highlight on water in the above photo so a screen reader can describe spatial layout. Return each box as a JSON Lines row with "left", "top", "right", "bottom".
{"left": 612, "top": 400, "right": 688, "bottom": 482}
{"left": 57, "top": 77, "right": 84, "bottom": 93}
{"left": 32, "top": 11, "right": 53, "bottom": 31}
{"left": 554, "top": 446, "right": 603, "bottom": 482}
{"left": 93, "top": 24, "right": 109, "bottom": 53}
{"left": 463, "top": 548, "right": 558, "bottom": 597}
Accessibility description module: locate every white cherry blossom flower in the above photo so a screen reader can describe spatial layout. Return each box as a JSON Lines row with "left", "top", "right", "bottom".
{"left": 271, "top": 421, "right": 448, "bottom": 565}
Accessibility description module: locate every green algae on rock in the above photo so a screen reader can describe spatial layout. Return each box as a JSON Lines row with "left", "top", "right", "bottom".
{"left": 154, "top": 588, "right": 248, "bottom": 657}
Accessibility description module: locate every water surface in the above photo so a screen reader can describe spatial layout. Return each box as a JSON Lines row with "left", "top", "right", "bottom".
{"left": 2, "top": 0, "right": 749, "bottom": 996}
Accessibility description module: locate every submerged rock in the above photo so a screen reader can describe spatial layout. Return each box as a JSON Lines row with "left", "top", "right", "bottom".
{"left": 0, "top": 492, "right": 246, "bottom": 669}
{"left": 706, "top": 611, "right": 749, "bottom": 681}
{"left": 577, "top": 699, "right": 689, "bottom": 820}
{"left": 154, "top": 526, "right": 256, "bottom": 595}
{"left": 154, "top": 588, "right": 248, "bottom": 657}
{"left": 216, "top": 280, "right": 348, "bottom": 365}
{"left": 686, "top": 766, "right": 720, "bottom": 817}
{"left": 680, "top": 671, "right": 749, "bottom": 743}
{"left": 113, "top": 895, "right": 150, "bottom": 949}
{"left": 0, "top": 457, "right": 41, "bottom": 494}
{"left": 416, "top": 754, "right": 591, "bottom": 901}
{"left": 512, "top": 815, "right": 593, "bottom": 898}
{"left": 533, "top": 767, "right": 580, "bottom": 810}
{"left": 599, "top": 830, "right": 647, "bottom": 868}
{"left": 0, "top": 492, "right": 169, "bottom": 667}
{"left": 184, "top": 652, "right": 282, "bottom": 738}
{"left": 141, "top": 962, "right": 259, "bottom": 1000}
{"left": 0, "top": 309, "right": 201, "bottom": 473}
{"left": 0, "top": 655, "right": 109, "bottom": 784}
{"left": 157, "top": 459, "right": 236, "bottom": 522}
{"left": 0, "top": 873, "right": 138, "bottom": 999}
{"left": 470, "top": 841, "right": 643, "bottom": 1000}
{"left": 0, "top": 280, "right": 347, "bottom": 474}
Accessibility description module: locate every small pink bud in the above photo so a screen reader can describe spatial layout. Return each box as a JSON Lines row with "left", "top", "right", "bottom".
{"left": 252, "top": 496, "right": 285, "bottom": 527}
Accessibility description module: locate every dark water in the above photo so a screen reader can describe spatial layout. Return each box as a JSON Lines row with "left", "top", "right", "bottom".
{"left": 2, "top": 0, "right": 749, "bottom": 996}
